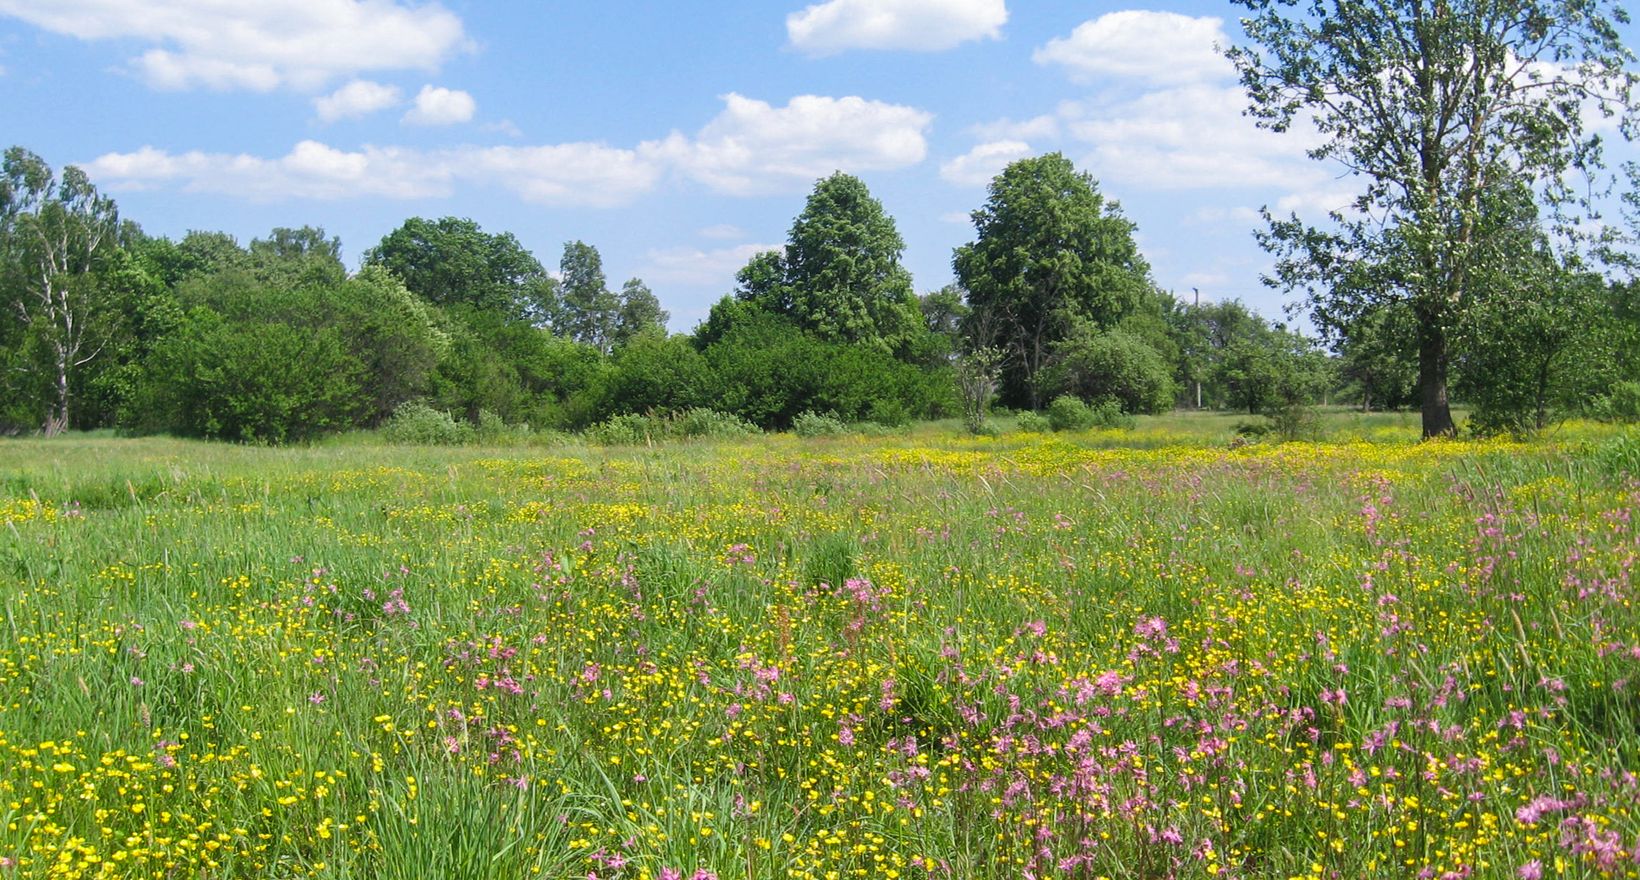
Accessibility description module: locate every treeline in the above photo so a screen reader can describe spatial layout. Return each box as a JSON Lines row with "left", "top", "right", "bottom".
{"left": 2, "top": 145, "right": 1638, "bottom": 442}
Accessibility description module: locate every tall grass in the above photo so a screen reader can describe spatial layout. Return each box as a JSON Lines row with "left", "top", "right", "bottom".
{"left": 0, "top": 422, "right": 1636, "bottom": 878}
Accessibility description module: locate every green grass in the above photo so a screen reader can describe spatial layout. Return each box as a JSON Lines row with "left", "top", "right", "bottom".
{"left": 0, "top": 422, "right": 1636, "bottom": 879}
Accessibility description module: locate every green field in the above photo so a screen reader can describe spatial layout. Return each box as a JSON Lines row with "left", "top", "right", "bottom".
{"left": 2, "top": 420, "right": 1638, "bottom": 879}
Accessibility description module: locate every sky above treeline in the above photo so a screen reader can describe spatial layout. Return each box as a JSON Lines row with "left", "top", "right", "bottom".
{"left": 3, "top": 0, "right": 1638, "bottom": 332}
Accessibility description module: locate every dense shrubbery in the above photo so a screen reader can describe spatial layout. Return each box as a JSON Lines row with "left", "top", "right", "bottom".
{"left": 8, "top": 147, "right": 1640, "bottom": 444}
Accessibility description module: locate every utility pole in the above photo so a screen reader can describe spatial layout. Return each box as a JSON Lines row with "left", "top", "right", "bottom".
{"left": 1192, "top": 288, "right": 1202, "bottom": 410}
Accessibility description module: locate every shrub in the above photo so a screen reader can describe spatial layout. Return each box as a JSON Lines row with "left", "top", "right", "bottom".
{"left": 1016, "top": 411, "right": 1051, "bottom": 433}
{"left": 586, "top": 413, "right": 656, "bottom": 445}
{"left": 1051, "top": 325, "right": 1175, "bottom": 414}
{"left": 670, "top": 408, "right": 758, "bottom": 439}
{"left": 792, "top": 410, "right": 848, "bottom": 437}
{"left": 384, "top": 401, "right": 475, "bottom": 445}
{"left": 1046, "top": 395, "right": 1096, "bottom": 431}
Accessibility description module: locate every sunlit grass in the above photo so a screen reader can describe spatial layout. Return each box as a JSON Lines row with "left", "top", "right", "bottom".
{"left": 0, "top": 422, "right": 1636, "bottom": 878}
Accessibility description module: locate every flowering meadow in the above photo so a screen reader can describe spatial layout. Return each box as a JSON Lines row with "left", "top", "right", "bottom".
{"left": 1, "top": 424, "right": 1638, "bottom": 880}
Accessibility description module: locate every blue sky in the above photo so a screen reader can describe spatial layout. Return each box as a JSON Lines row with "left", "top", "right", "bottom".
{"left": 2, "top": 0, "right": 1635, "bottom": 332}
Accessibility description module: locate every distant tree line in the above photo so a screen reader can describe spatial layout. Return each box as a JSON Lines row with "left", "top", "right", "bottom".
{"left": 3, "top": 144, "right": 1638, "bottom": 442}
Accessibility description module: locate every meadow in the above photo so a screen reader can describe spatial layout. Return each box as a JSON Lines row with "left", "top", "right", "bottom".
{"left": 1, "top": 416, "right": 1638, "bottom": 879}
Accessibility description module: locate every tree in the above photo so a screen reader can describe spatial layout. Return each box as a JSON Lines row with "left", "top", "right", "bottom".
{"left": 558, "top": 241, "right": 620, "bottom": 352}
{"left": 363, "top": 217, "right": 554, "bottom": 323}
{"left": 249, "top": 226, "right": 346, "bottom": 289}
{"left": 736, "top": 173, "right": 924, "bottom": 356}
{"left": 612, "top": 278, "right": 669, "bottom": 348}
{"left": 1456, "top": 252, "right": 1607, "bottom": 433}
{"left": 953, "top": 153, "right": 1153, "bottom": 409}
{"left": 1228, "top": 0, "right": 1636, "bottom": 437}
{"left": 1050, "top": 323, "right": 1176, "bottom": 414}
{"left": 0, "top": 147, "right": 120, "bottom": 434}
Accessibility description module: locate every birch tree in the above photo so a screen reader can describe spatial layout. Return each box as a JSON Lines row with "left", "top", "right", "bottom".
{"left": 0, "top": 147, "right": 120, "bottom": 435}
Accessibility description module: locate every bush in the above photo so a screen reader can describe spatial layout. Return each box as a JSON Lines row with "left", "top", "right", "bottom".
{"left": 586, "top": 413, "right": 656, "bottom": 445}
{"left": 670, "top": 407, "right": 758, "bottom": 439}
{"left": 1045, "top": 395, "right": 1134, "bottom": 432}
{"left": 792, "top": 410, "right": 848, "bottom": 437}
{"left": 1595, "top": 380, "right": 1640, "bottom": 422}
{"left": 1016, "top": 411, "right": 1051, "bottom": 433}
{"left": 384, "top": 401, "right": 475, "bottom": 445}
{"left": 1051, "top": 325, "right": 1175, "bottom": 414}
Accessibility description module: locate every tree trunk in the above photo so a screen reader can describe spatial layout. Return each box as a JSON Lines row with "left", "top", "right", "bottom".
{"left": 43, "top": 348, "right": 70, "bottom": 437}
{"left": 1417, "top": 321, "right": 1455, "bottom": 439}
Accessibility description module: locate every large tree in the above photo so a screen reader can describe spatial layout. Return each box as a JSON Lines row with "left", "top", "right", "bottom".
{"left": 0, "top": 147, "right": 121, "bottom": 435}
{"left": 953, "top": 153, "right": 1152, "bottom": 409}
{"left": 558, "top": 241, "right": 620, "bottom": 353}
{"left": 737, "top": 172, "right": 923, "bottom": 356}
{"left": 363, "top": 217, "right": 555, "bottom": 323}
{"left": 1229, "top": 0, "right": 1636, "bottom": 437}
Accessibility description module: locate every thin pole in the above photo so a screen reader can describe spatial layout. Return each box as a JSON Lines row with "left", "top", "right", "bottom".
{"left": 1193, "top": 288, "right": 1202, "bottom": 410}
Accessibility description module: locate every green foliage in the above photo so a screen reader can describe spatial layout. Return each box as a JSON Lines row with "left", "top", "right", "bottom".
{"left": 1593, "top": 381, "right": 1640, "bottom": 423}
{"left": 1229, "top": 0, "right": 1635, "bottom": 437}
{"left": 364, "top": 216, "right": 554, "bottom": 323}
{"left": 613, "top": 278, "right": 668, "bottom": 348}
{"left": 0, "top": 146, "right": 121, "bottom": 434}
{"left": 133, "top": 306, "right": 364, "bottom": 443}
{"left": 592, "top": 332, "right": 710, "bottom": 422}
{"left": 558, "top": 241, "right": 621, "bottom": 352}
{"left": 792, "top": 410, "right": 848, "bottom": 437}
{"left": 736, "top": 173, "right": 925, "bottom": 356}
{"left": 697, "top": 304, "right": 952, "bottom": 430}
{"left": 1457, "top": 259, "right": 1607, "bottom": 436}
{"left": 954, "top": 153, "right": 1153, "bottom": 409}
{"left": 383, "top": 401, "right": 475, "bottom": 446}
{"left": 584, "top": 408, "right": 759, "bottom": 445}
{"left": 1050, "top": 323, "right": 1175, "bottom": 415}
{"left": 1046, "top": 394, "right": 1132, "bottom": 432}
{"left": 1015, "top": 411, "right": 1051, "bottom": 433}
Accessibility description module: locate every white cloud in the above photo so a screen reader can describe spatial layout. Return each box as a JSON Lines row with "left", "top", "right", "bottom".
{"left": 1064, "top": 85, "right": 1326, "bottom": 190}
{"left": 1034, "top": 11, "right": 1234, "bottom": 85}
{"left": 482, "top": 119, "right": 524, "bottom": 138}
{"left": 656, "top": 93, "right": 933, "bottom": 195}
{"left": 969, "top": 114, "right": 1059, "bottom": 142}
{"left": 0, "top": 0, "right": 468, "bottom": 91}
{"left": 82, "top": 91, "right": 935, "bottom": 205}
{"left": 85, "top": 140, "right": 662, "bottom": 207}
{"left": 403, "top": 84, "right": 475, "bottom": 125}
{"left": 639, "top": 243, "right": 784, "bottom": 286}
{"left": 939, "top": 140, "right": 1033, "bottom": 187}
{"left": 313, "top": 79, "right": 401, "bottom": 122}
{"left": 940, "top": 211, "right": 973, "bottom": 225}
{"left": 463, "top": 144, "right": 662, "bottom": 207}
{"left": 698, "top": 224, "right": 746, "bottom": 240}
{"left": 83, "top": 141, "right": 452, "bottom": 199}
{"left": 787, "top": 0, "right": 1006, "bottom": 55}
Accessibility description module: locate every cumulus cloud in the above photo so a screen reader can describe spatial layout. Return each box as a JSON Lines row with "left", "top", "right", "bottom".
{"left": 403, "top": 84, "right": 475, "bottom": 125}
{"left": 638, "top": 243, "right": 785, "bottom": 286}
{"left": 82, "top": 92, "right": 935, "bottom": 205}
{"left": 939, "top": 140, "right": 1033, "bottom": 187}
{"left": 313, "top": 80, "right": 402, "bottom": 122}
{"left": 969, "top": 114, "right": 1060, "bottom": 142}
{"left": 697, "top": 224, "right": 746, "bottom": 240}
{"left": 1034, "top": 11, "right": 1234, "bottom": 85}
{"left": 787, "top": 0, "right": 1006, "bottom": 55}
{"left": 84, "top": 140, "right": 662, "bottom": 207}
{"left": 0, "top": 0, "right": 469, "bottom": 91}
{"left": 1064, "top": 85, "right": 1325, "bottom": 190}
{"left": 656, "top": 93, "right": 933, "bottom": 195}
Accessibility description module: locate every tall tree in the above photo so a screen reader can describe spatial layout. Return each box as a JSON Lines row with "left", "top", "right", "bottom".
{"left": 558, "top": 241, "right": 620, "bottom": 353}
{"left": 363, "top": 217, "right": 554, "bottom": 323}
{"left": 612, "top": 277, "right": 669, "bottom": 347}
{"left": 953, "top": 153, "right": 1152, "bottom": 409}
{"left": 785, "top": 173, "right": 922, "bottom": 354}
{"left": 0, "top": 147, "right": 120, "bottom": 434}
{"left": 1228, "top": 0, "right": 1636, "bottom": 437}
